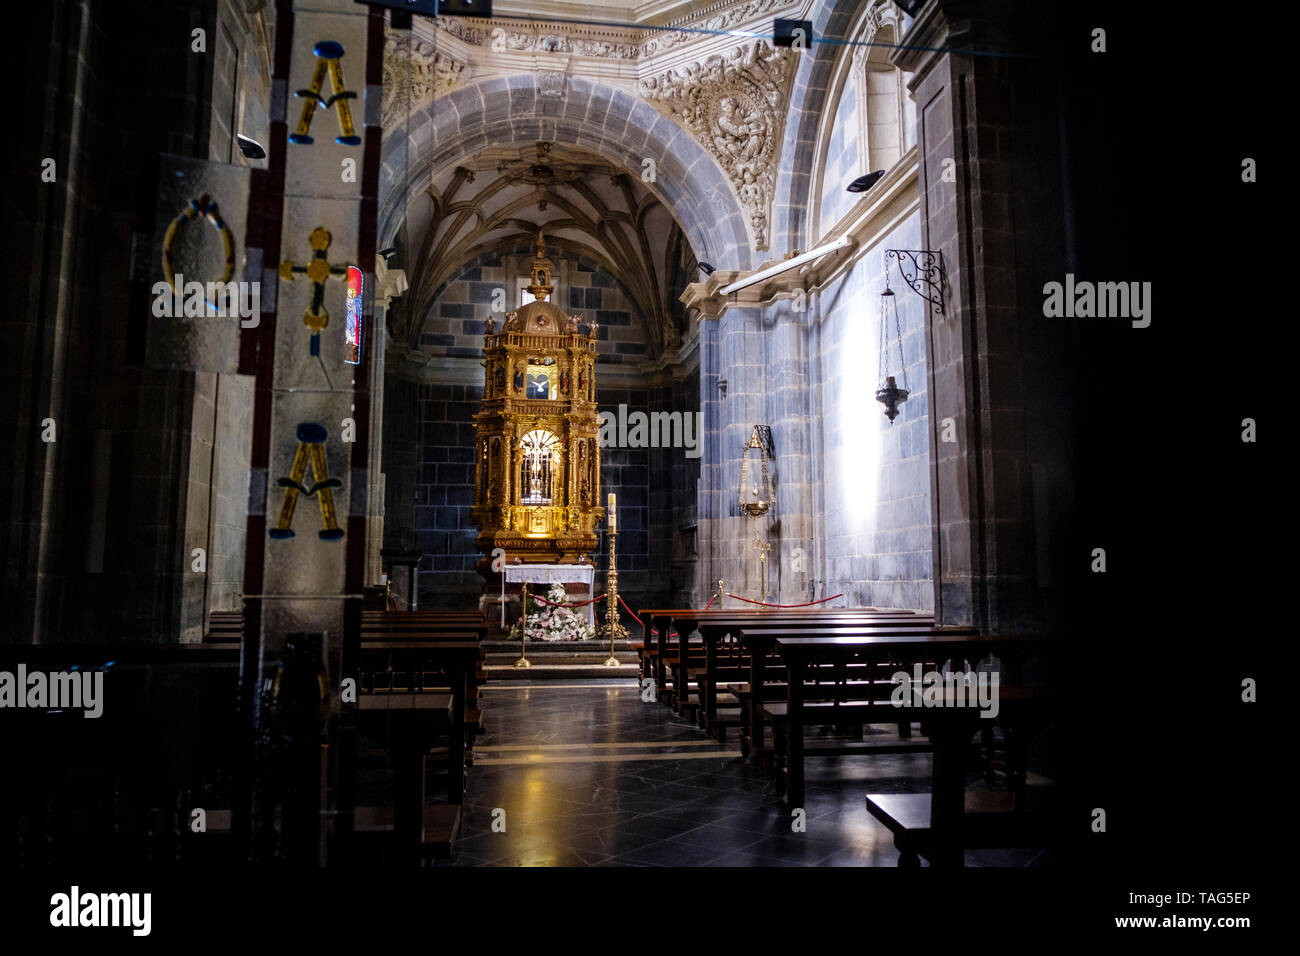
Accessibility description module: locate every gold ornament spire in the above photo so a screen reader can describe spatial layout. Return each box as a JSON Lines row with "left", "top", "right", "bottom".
{"left": 526, "top": 228, "right": 555, "bottom": 301}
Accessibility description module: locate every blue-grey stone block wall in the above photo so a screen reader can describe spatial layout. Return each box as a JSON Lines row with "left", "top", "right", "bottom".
{"left": 816, "top": 212, "right": 932, "bottom": 612}
{"left": 415, "top": 249, "right": 649, "bottom": 364}
{"left": 693, "top": 213, "right": 933, "bottom": 613}
{"left": 593, "top": 384, "right": 650, "bottom": 615}
{"left": 381, "top": 380, "right": 697, "bottom": 615}
{"left": 380, "top": 377, "right": 483, "bottom": 610}
{"left": 819, "top": 80, "right": 860, "bottom": 230}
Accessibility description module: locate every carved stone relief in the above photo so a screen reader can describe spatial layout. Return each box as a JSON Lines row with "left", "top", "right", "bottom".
{"left": 638, "top": 40, "right": 793, "bottom": 250}
{"left": 382, "top": 34, "right": 469, "bottom": 126}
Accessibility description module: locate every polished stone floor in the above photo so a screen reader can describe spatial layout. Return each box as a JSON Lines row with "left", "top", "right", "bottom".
{"left": 432, "top": 680, "right": 1052, "bottom": 867}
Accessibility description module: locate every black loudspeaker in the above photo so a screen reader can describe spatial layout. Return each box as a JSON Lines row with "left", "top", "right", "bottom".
{"left": 354, "top": 1, "right": 493, "bottom": 19}
{"left": 439, "top": 0, "right": 493, "bottom": 16}
{"left": 773, "top": 18, "right": 814, "bottom": 48}
{"left": 354, "top": 0, "right": 438, "bottom": 14}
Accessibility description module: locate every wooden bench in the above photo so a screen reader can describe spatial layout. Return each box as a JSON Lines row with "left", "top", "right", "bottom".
{"left": 691, "top": 611, "right": 933, "bottom": 729}
{"left": 865, "top": 789, "right": 1060, "bottom": 867}
{"left": 359, "top": 629, "right": 485, "bottom": 739}
{"left": 637, "top": 607, "right": 928, "bottom": 715}
{"left": 771, "top": 632, "right": 1046, "bottom": 814}
{"left": 360, "top": 611, "right": 487, "bottom": 727}
{"left": 684, "top": 610, "right": 927, "bottom": 717}
{"left": 737, "top": 624, "right": 974, "bottom": 759}
{"left": 352, "top": 640, "right": 479, "bottom": 863}
{"left": 355, "top": 691, "right": 465, "bottom": 861}
{"left": 205, "top": 610, "right": 244, "bottom": 644}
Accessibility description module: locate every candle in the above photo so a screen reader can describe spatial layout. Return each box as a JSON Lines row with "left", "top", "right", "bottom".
{"left": 607, "top": 492, "right": 616, "bottom": 533}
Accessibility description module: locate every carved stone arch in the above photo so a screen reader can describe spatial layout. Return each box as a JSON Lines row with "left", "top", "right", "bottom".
{"left": 379, "top": 74, "right": 754, "bottom": 272}
{"left": 807, "top": 0, "right": 906, "bottom": 240}
{"left": 772, "top": 0, "right": 884, "bottom": 252}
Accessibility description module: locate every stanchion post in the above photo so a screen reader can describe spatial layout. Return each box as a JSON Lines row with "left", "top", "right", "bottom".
{"left": 515, "top": 580, "right": 532, "bottom": 668}
{"left": 602, "top": 496, "right": 627, "bottom": 664}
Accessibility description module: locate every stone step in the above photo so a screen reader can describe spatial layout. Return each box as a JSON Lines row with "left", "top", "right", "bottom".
{"left": 484, "top": 651, "right": 638, "bottom": 666}
{"left": 480, "top": 638, "right": 641, "bottom": 679}
{"left": 484, "top": 662, "right": 641, "bottom": 680}
{"left": 482, "top": 639, "right": 638, "bottom": 654}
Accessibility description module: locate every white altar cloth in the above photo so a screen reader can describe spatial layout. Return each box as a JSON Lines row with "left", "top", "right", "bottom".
{"left": 501, "top": 563, "right": 596, "bottom": 627}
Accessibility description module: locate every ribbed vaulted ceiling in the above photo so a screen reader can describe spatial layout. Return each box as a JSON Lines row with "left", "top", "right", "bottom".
{"left": 400, "top": 141, "right": 695, "bottom": 358}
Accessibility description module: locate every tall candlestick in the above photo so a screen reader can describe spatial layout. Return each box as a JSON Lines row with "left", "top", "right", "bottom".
{"left": 602, "top": 492, "right": 627, "bottom": 662}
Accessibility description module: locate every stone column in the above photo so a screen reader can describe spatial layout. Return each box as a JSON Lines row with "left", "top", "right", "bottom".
{"left": 236, "top": 0, "right": 383, "bottom": 860}
{"left": 764, "top": 294, "right": 816, "bottom": 606}
{"left": 685, "top": 273, "right": 792, "bottom": 607}
{"left": 368, "top": 260, "right": 407, "bottom": 585}
{"left": 893, "top": 0, "right": 1037, "bottom": 629}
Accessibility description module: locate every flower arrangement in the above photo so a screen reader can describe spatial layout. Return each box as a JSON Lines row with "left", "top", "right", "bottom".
{"left": 508, "top": 582, "right": 597, "bottom": 642}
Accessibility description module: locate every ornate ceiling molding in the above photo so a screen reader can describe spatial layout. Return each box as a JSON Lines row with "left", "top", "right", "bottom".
{"left": 639, "top": 39, "right": 793, "bottom": 250}
{"left": 382, "top": 35, "right": 469, "bottom": 127}
{"left": 639, "top": 0, "right": 794, "bottom": 58}
{"left": 404, "top": 0, "right": 795, "bottom": 62}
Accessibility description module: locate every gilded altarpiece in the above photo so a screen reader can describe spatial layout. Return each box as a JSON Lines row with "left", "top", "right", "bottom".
{"left": 471, "top": 235, "right": 604, "bottom": 564}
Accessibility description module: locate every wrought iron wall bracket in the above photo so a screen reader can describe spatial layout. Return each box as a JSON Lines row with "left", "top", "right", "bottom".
{"left": 884, "top": 249, "right": 944, "bottom": 315}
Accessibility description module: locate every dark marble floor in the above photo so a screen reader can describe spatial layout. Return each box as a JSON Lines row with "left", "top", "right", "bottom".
{"left": 430, "top": 680, "right": 1053, "bottom": 867}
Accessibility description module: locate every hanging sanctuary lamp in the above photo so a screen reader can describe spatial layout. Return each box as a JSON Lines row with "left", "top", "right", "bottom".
{"left": 739, "top": 425, "right": 774, "bottom": 604}
{"left": 875, "top": 269, "right": 910, "bottom": 423}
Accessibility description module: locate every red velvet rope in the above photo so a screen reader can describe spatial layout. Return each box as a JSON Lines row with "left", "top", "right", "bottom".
{"left": 523, "top": 589, "right": 646, "bottom": 629}
{"left": 618, "top": 596, "right": 643, "bottom": 627}
{"left": 723, "top": 592, "right": 845, "bottom": 608}
{"left": 703, "top": 592, "right": 717, "bottom": 610}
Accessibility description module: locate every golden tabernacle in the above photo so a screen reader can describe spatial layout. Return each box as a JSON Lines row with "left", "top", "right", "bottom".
{"left": 471, "top": 231, "right": 604, "bottom": 565}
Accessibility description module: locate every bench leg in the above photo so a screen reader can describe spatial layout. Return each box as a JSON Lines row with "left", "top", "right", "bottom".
{"left": 738, "top": 695, "right": 751, "bottom": 758}
{"left": 786, "top": 663, "right": 805, "bottom": 807}
{"left": 748, "top": 654, "right": 765, "bottom": 763}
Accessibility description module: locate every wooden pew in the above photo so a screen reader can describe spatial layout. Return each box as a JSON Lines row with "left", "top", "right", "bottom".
{"left": 353, "top": 637, "right": 479, "bottom": 861}
{"left": 670, "top": 610, "right": 928, "bottom": 718}
{"left": 689, "top": 611, "right": 933, "bottom": 732}
{"left": 356, "top": 608, "right": 488, "bottom": 816}
{"left": 205, "top": 611, "right": 244, "bottom": 645}
{"left": 637, "top": 608, "right": 692, "bottom": 698}
{"left": 637, "top": 606, "right": 926, "bottom": 711}
{"left": 359, "top": 611, "right": 487, "bottom": 734}
{"left": 0, "top": 642, "right": 248, "bottom": 865}
{"left": 861, "top": 679, "right": 1058, "bottom": 867}
{"left": 769, "top": 632, "right": 1043, "bottom": 810}
{"left": 206, "top": 609, "right": 489, "bottom": 738}
{"left": 738, "top": 623, "right": 975, "bottom": 763}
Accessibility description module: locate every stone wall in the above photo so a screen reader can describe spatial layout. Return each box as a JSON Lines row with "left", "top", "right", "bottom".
{"left": 415, "top": 248, "right": 649, "bottom": 364}
{"left": 817, "top": 215, "right": 932, "bottom": 611}
{"left": 2, "top": 0, "right": 270, "bottom": 644}
{"left": 819, "top": 80, "right": 859, "bottom": 229}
